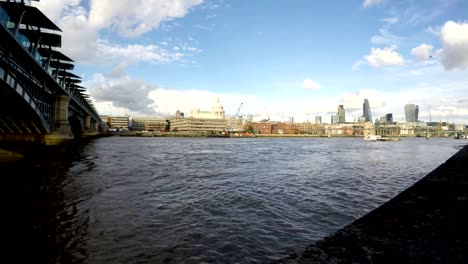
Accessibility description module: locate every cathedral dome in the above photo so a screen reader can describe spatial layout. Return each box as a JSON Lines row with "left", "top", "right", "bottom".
{"left": 211, "top": 97, "right": 225, "bottom": 119}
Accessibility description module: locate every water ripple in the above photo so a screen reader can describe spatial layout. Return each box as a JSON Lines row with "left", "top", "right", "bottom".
{"left": 5, "top": 137, "right": 465, "bottom": 263}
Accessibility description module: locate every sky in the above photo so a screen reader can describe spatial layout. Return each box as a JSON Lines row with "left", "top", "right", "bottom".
{"left": 32, "top": 0, "right": 468, "bottom": 123}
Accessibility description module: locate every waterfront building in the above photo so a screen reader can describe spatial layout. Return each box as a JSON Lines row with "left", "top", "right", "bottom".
{"left": 170, "top": 117, "right": 226, "bottom": 133}
{"left": 247, "top": 122, "right": 298, "bottom": 134}
{"left": 131, "top": 117, "right": 167, "bottom": 131}
{"left": 297, "top": 123, "right": 325, "bottom": 135}
{"left": 404, "top": 104, "right": 419, "bottom": 122}
{"left": 272, "top": 122, "right": 298, "bottom": 134}
{"left": 315, "top": 116, "right": 322, "bottom": 124}
{"left": 191, "top": 97, "right": 225, "bottom": 119}
{"left": 101, "top": 115, "right": 129, "bottom": 131}
{"left": 375, "top": 125, "right": 400, "bottom": 136}
{"left": 247, "top": 114, "right": 253, "bottom": 122}
{"left": 363, "top": 99, "right": 372, "bottom": 122}
{"left": 324, "top": 124, "right": 344, "bottom": 136}
{"left": 331, "top": 115, "right": 340, "bottom": 124}
{"left": 352, "top": 122, "right": 375, "bottom": 136}
{"left": 249, "top": 122, "right": 272, "bottom": 134}
{"left": 337, "top": 105, "right": 345, "bottom": 123}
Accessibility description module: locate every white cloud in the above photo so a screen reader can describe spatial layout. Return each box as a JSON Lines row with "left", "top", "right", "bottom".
{"left": 97, "top": 42, "right": 185, "bottom": 64}
{"left": 370, "top": 17, "right": 400, "bottom": 45}
{"left": 425, "top": 26, "right": 440, "bottom": 36}
{"left": 363, "top": 46, "right": 404, "bottom": 67}
{"left": 303, "top": 79, "right": 321, "bottom": 90}
{"left": 439, "top": 21, "right": 468, "bottom": 70}
{"left": 34, "top": 0, "right": 202, "bottom": 64}
{"left": 371, "top": 29, "right": 400, "bottom": 45}
{"left": 33, "top": 0, "right": 81, "bottom": 21}
{"left": 88, "top": 73, "right": 157, "bottom": 115}
{"left": 363, "top": 0, "right": 384, "bottom": 8}
{"left": 411, "top": 44, "right": 433, "bottom": 62}
{"left": 88, "top": 0, "right": 203, "bottom": 37}
{"left": 57, "top": 10, "right": 99, "bottom": 61}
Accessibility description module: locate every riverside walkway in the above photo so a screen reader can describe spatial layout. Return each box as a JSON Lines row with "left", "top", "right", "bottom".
{"left": 276, "top": 143, "right": 468, "bottom": 264}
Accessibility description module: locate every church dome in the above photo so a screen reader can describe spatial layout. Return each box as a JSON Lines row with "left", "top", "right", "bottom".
{"left": 211, "top": 97, "right": 225, "bottom": 119}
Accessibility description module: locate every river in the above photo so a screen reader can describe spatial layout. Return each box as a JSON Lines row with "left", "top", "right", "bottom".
{"left": 1, "top": 137, "right": 465, "bottom": 263}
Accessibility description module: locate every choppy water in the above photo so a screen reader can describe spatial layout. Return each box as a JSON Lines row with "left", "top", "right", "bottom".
{"left": 2, "top": 137, "right": 465, "bottom": 263}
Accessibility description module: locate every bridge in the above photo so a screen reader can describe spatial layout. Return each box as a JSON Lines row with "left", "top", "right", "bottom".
{"left": 0, "top": 0, "right": 103, "bottom": 146}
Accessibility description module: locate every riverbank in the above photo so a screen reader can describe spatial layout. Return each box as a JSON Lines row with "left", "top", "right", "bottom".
{"left": 274, "top": 143, "right": 468, "bottom": 263}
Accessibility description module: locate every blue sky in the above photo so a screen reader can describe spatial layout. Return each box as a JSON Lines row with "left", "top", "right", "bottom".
{"left": 34, "top": 0, "right": 468, "bottom": 123}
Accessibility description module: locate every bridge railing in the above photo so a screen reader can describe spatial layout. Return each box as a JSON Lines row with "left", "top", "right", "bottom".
{"left": 0, "top": 55, "right": 53, "bottom": 133}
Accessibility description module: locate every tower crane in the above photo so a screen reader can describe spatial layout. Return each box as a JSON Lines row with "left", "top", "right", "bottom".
{"left": 234, "top": 103, "right": 243, "bottom": 120}
{"left": 227, "top": 103, "right": 243, "bottom": 132}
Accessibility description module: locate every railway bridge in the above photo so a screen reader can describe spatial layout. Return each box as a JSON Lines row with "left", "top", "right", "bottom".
{"left": 0, "top": 0, "right": 103, "bottom": 146}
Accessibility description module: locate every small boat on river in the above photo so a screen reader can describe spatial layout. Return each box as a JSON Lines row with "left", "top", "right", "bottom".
{"left": 364, "top": 134, "right": 381, "bottom": 141}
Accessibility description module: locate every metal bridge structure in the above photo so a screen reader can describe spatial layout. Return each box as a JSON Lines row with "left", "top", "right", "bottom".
{"left": 0, "top": 0, "right": 103, "bottom": 145}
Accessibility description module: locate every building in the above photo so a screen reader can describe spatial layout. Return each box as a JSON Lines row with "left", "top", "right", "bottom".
{"left": 298, "top": 123, "right": 325, "bottom": 135}
{"left": 249, "top": 122, "right": 272, "bottom": 134}
{"left": 101, "top": 115, "right": 129, "bottom": 131}
{"left": 378, "top": 113, "right": 393, "bottom": 124}
{"left": 356, "top": 116, "right": 365, "bottom": 123}
{"left": 363, "top": 99, "right": 372, "bottom": 122}
{"left": 248, "top": 122, "right": 299, "bottom": 134}
{"left": 404, "top": 104, "right": 419, "bottom": 122}
{"left": 386, "top": 113, "right": 393, "bottom": 123}
{"left": 272, "top": 122, "right": 298, "bottom": 134}
{"left": 131, "top": 117, "right": 167, "bottom": 131}
{"left": 191, "top": 97, "right": 225, "bottom": 119}
{"left": 170, "top": 117, "right": 226, "bottom": 133}
{"left": 315, "top": 116, "right": 322, "bottom": 124}
{"left": 337, "top": 105, "right": 345, "bottom": 123}
{"left": 331, "top": 115, "right": 340, "bottom": 124}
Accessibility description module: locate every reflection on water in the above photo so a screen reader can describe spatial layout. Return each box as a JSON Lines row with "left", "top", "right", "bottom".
{"left": 1, "top": 137, "right": 465, "bottom": 263}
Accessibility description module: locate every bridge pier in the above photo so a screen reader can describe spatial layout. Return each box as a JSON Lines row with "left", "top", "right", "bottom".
{"left": 44, "top": 95, "right": 73, "bottom": 145}
{"left": 84, "top": 116, "right": 91, "bottom": 133}
{"left": 82, "top": 116, "right": 101, "bottom": 136}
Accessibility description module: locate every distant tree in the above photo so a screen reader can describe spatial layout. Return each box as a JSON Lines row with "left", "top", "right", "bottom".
{"left": 246, "top": 125, "right": 254, "bottom": 133}
{"left": 165, "top": 120, "right": 171, "bottom": 132}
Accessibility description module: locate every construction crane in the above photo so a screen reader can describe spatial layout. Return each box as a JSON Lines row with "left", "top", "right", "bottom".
{"left": 234, "top": 103, "right": 243, "bottom": 120}
{"left": 227, "top": 103, "right": 243, "bottom": 132}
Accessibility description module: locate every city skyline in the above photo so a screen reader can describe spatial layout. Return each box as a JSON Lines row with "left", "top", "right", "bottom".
{"left": 32, "top": 0, "right": 468, "bottom": 124}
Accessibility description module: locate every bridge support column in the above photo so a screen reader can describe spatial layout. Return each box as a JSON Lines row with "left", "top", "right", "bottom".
{"left": 93, "top": 122, "right": 99, "bottom": 133}
{"left": 44, "top": 95, "right": 73, "bottom": 145}
{"left": 84, "top": 116, "right": 91, "bottom": 133}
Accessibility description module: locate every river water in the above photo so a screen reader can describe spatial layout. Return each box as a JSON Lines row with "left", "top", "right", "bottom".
{"left": 2, "top": 137, "right": 465, "bottom": 263}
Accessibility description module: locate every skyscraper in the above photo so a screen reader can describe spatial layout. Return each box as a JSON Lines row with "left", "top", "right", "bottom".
{"left": 331, "top": 115, "right": 339, "bottom": 124}
{"left": 315, "top": 116, "right": 322, "bottom": 124}
{"left": 404, "top": 104, "right": 419, "bottom": 122}
{"left": 386, "top": 113, "right": 393, "bottom": 123}
{"left": 363, "top": 99, "right": 372, "bottom": 122}
{"left": 337, "top": 105, "right": 345, "bottom": 123}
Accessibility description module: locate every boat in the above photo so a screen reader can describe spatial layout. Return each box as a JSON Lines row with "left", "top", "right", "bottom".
{"left": 364, "top": 134, "right": 400, "bottom": 142}
{"left": 364, "top": 134, "right": 381, "bottom": 141}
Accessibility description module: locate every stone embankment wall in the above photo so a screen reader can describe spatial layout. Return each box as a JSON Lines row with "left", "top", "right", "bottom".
{"left": 275, "top": 143, "right": 468, "bottom": 264}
